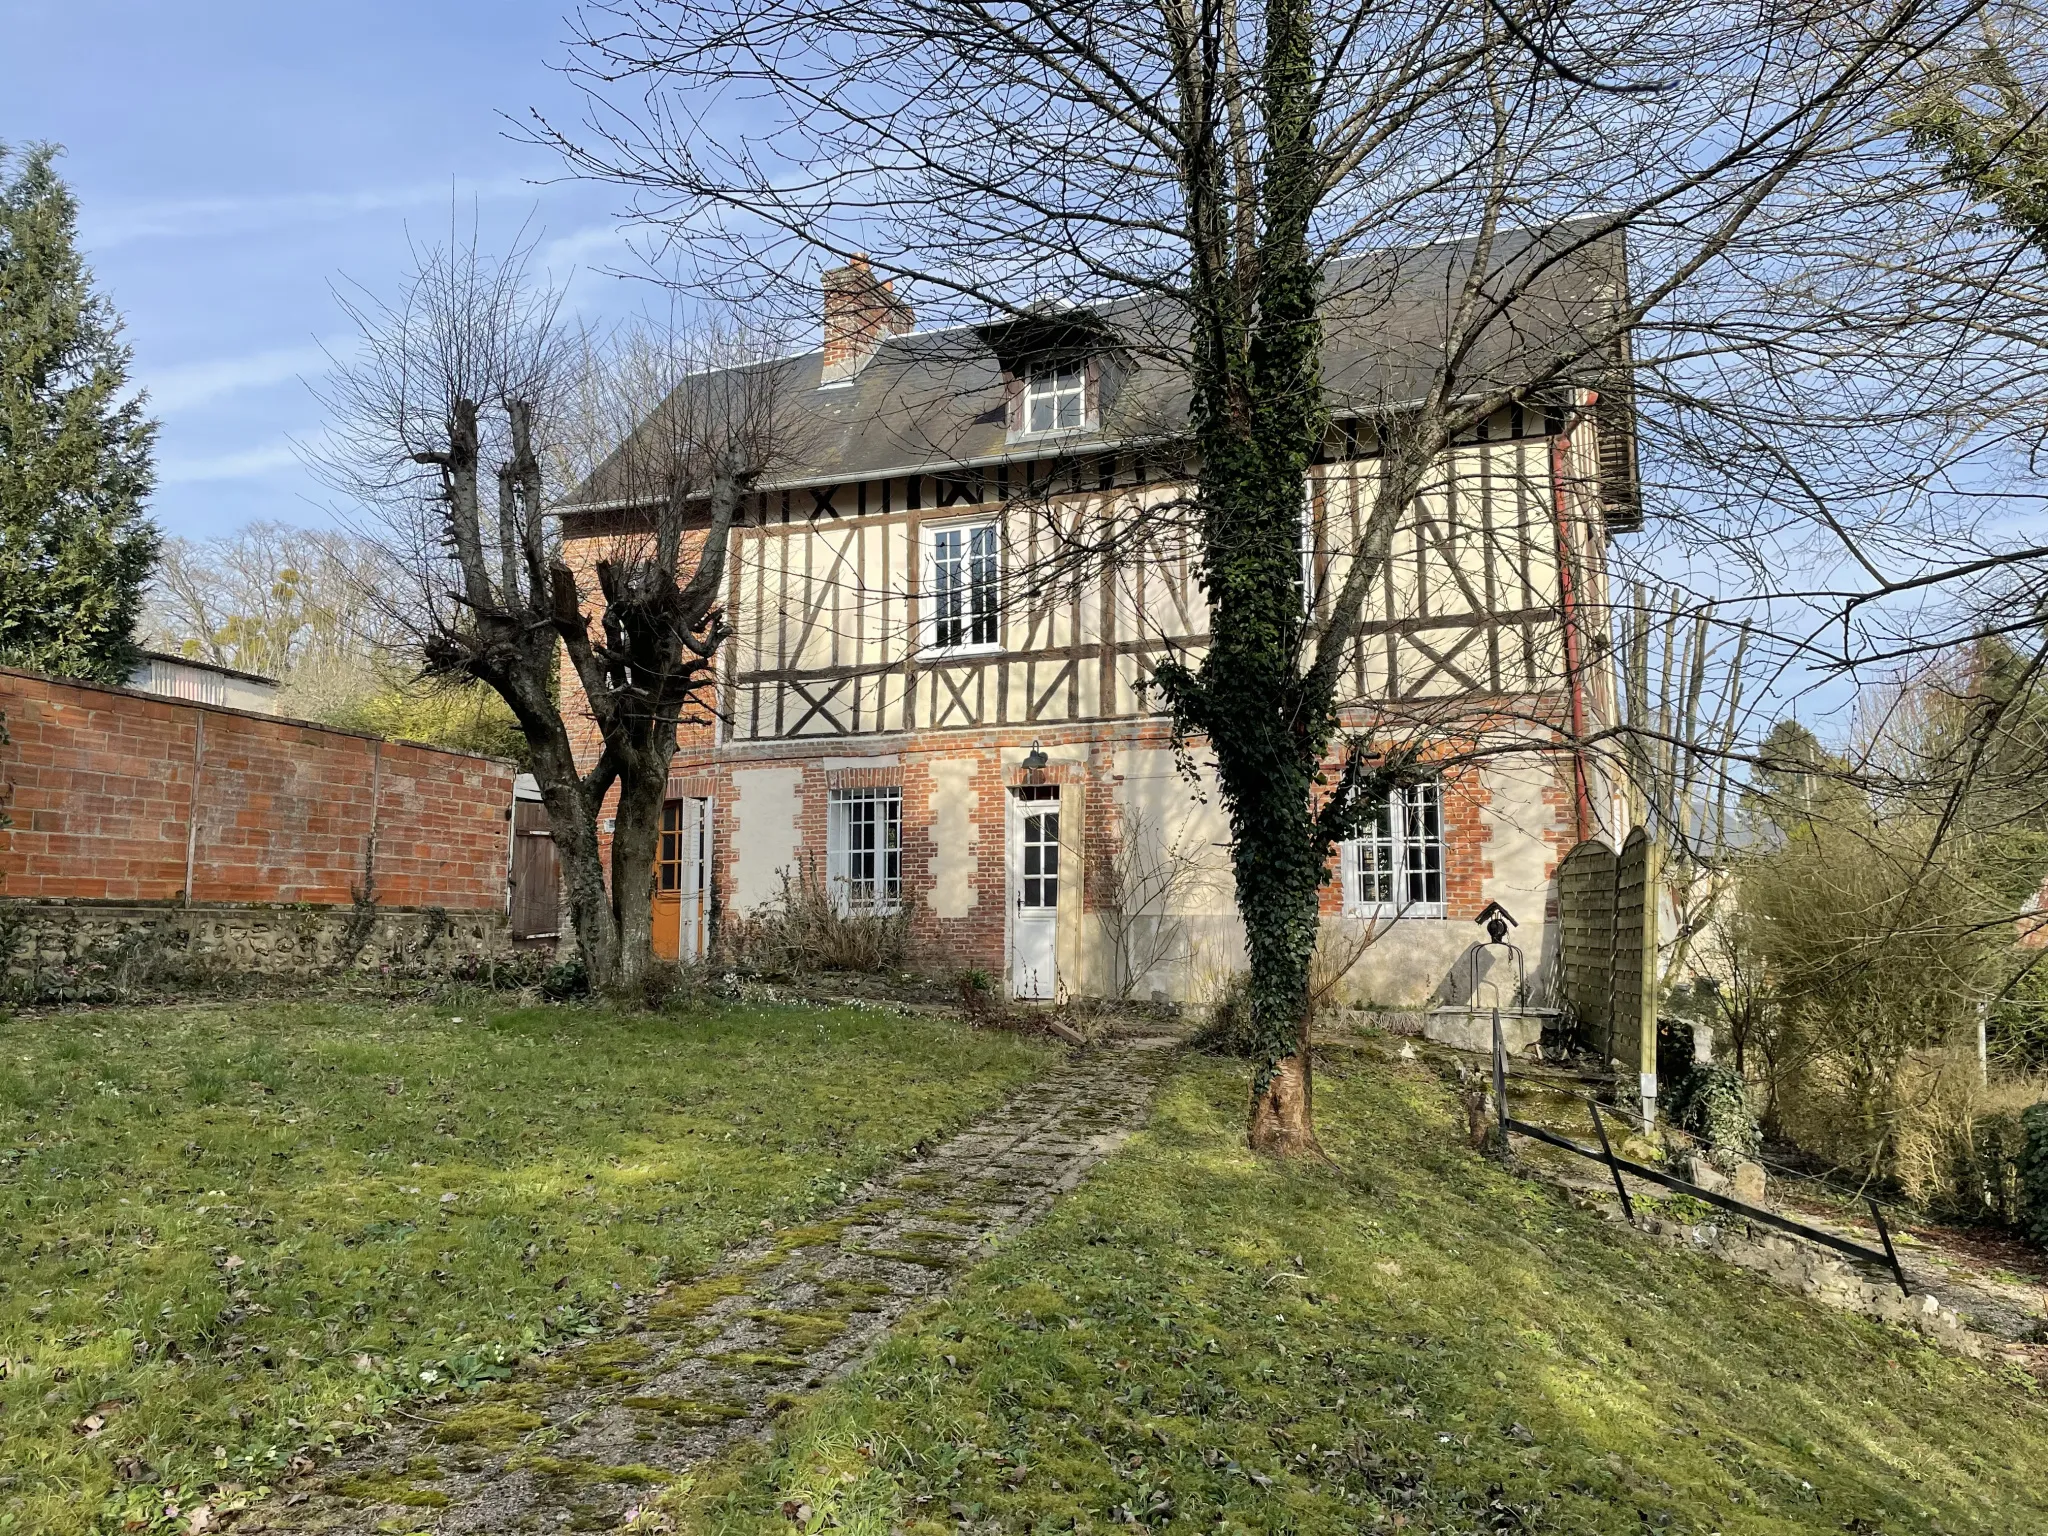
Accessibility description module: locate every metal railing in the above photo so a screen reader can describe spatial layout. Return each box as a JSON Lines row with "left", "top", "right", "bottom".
{"left": 1489, "top": 1010, "right": 1910, "bottom": 1296}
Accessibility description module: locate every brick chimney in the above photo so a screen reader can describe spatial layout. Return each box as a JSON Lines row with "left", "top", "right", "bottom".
{"left": 820, "top": 256, "right": 912, "bottom": 383}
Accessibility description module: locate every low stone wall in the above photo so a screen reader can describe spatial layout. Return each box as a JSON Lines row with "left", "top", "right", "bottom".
{"left": 0, "top": 898, "right": 510, "bottom": 986}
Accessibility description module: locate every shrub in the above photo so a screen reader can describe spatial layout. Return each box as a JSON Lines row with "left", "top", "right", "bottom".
{"left": 955, "top": 967, "right": 1002, "bottom": 1024}
{"left": 716, "top": 859, "right": 909, "bottom": 976}
{"left": 1885, "top": 1048, "right": 2048, "bottom": 1223}
{"left": 1665, "top": 1063, "right": 1761, "bottom": 1166}
{"left": 2019, "top": 1102, "right": 2048, "bottom": 1247}
{"left": 1192, "top": 970, "right": 1258, "bottom": 1057}
{"left": 541, "top": 957, "right": 590, "bottom": 1000}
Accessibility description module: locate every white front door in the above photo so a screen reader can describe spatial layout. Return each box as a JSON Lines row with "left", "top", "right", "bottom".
{"left": 1010, "top": 786, "right": 1060, "bottom": 1000}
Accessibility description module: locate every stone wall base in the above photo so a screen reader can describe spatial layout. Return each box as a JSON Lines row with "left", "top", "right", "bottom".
{"left": 0, "top": 898, "right": 510, "bottom": 984}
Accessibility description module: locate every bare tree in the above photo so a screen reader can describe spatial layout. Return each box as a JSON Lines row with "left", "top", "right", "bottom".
{"left": 544, "top": 0, "right": 1988, "bottom": 1148}
{"left": 148, "top": 521, "right": 394, "bottom": 681}
{"left": 316, "top": 226, "right": 797, "bottom": 987}
{"left": 1095, "top": 802, "right": 1216, "bottom": 1001}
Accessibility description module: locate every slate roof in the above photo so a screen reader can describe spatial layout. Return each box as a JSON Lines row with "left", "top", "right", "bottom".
{"left": 559, "top": 220, "right": 1629, "bottom": 513}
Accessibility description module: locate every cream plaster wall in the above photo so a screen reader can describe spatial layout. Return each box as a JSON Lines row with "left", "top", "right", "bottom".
{"left": 926, "top": 758, "right": 981, "bottom": 920}
{"left": 1478, "top": 746, "right": 1571, "bottom": 1001}
{"left": 1080, "top": 749, "right": 1565, "bottom": 1008}
{"left": 729, "top": 766, "right": 803, "bottom": 913}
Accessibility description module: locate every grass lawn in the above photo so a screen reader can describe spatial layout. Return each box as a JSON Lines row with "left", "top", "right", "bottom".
{"left": 665, "top": 1044, "right": 2048, "bottom": 1536}
{"left": 0, "top": 996, "right": 1054, "bottom": 1535}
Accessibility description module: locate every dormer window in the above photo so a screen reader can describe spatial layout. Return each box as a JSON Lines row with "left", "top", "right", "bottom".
{"left": 1023, "top": 363, "right": 1088, "bottom": 434}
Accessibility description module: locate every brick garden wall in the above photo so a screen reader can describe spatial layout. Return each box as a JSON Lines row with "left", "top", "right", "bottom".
{"left": 0, "top": 666, "right": 515, "bottom": 976}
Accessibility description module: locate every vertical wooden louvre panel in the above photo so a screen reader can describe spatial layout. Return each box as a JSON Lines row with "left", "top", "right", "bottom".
{"left": 509, "top": 800, "right": 560, "bottom": 944}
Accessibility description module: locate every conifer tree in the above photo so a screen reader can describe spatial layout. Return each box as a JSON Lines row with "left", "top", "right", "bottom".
{"left": 0, "top": 142, "right": 158, "bottom": 683}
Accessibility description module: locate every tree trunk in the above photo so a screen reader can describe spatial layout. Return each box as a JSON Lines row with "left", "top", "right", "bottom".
{"left": 544, "top": 777, "right": 618, "bottom": 986}
{"left": 1249, "top": 1035, "right": 1318, "bottom": 1154}
{"left": 1228, "top": 757, "right": 1330, "bottom": 1157}
{"left": 608, "top": 753, "right": 669, "bottom": 986}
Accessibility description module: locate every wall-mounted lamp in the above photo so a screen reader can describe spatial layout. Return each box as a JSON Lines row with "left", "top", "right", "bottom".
{"left": 1022, "top": 740, "right": 1048, "bottom": 783}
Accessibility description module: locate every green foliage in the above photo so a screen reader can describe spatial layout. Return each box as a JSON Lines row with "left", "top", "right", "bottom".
{"left": 541, "top": 956, "right": 590, "bottom": 1000}
{"left": 1926, "top": 1104, "right": 2033, "bottom": 1229}
{"left": 1191, "top": 969, "right": 1259, "bottom": 1058}
{"left": 1733, "top": 693, "right": 2036, "bottom": 1183}
{"left": 318, "top": 667, "right": 528, "bottom": 764}
{"left": 0, "top": 143, "right": 158, "bottom": 683}
{"left": 660, "top": 1053, "right": 2048, "bottom": 1534}
{"left": 0, "top": 997, "right": 1052, "bottom": 1535}
{"left": 1898, "top": 48, "right": 2048, "bottom": 257}
{"left": 2020, "top": 1102, "right": 2048, "bottom": 1248}
{"left": 1665, "top": 1062, "right": 1761, "bottom": 1164}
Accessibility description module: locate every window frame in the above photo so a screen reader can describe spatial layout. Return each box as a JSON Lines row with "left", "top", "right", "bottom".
{"left": 1340, "top": 779, "right": 1446, "bottom": 919}
{"left": 826, "top": 785, "right": 903, "bottom": 915}
{"left": 922, "top": 517, "right": 1003, "bottom": 656}
{"left": 1017, "top": 361, "right": 1090, "bottom": 437}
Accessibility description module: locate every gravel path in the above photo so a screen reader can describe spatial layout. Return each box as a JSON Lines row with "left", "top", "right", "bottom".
{"left": 242, "top": 1029, "right": 1182, "bottom": 1534}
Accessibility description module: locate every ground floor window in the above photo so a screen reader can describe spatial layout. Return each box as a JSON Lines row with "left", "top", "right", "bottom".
{"left": 1342, "top": 779, "right": 1445, "bottom": 918}
{"left": 828, "top": 786, "right": 902, "bottom": 912}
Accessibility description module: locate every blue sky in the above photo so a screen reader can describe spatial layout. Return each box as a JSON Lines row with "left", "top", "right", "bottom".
{"left": 3, "top": 0, "right": 656, "bottom": 541}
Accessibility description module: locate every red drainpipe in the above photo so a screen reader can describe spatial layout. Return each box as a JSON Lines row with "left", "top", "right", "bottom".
{"left": 1549, "top": 395, "right": 1596, "bottom": 844}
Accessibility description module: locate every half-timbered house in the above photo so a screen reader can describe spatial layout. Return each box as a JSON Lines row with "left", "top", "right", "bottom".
{"left": 557, "top": 228, "right": 1636, "bottom": 1007}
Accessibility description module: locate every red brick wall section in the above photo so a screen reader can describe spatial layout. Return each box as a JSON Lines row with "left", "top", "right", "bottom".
{"left": 0, "top": 666, "right": 514, "bottom": 911}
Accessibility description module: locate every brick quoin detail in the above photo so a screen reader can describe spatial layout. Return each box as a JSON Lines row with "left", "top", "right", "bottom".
{"left": 0, "top": 667, "right": 514, "bottom": 912}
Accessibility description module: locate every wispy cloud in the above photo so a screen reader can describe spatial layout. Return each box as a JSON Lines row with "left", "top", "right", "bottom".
{"left": 88, "top": 174, "right": 539, "bottom": 247}
{"left": 158, "top": 443, "right": 301, "bottom": 484}
{"left": 143, "top": 346, "right": 330, "bottom": 413}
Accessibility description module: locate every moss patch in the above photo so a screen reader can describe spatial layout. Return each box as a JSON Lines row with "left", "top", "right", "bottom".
{"left": 745, "top": 1307, "right": 855, "bottom": 1352}
{"left": 539, "top": 1336, "right": 656, "bottom": 1385}
{"left": 507, "top": 1452, "right": 671, "bottom": 1486}
{"left": 621, "top": 1396, "right": 753, "bottom": 1425}
{"left": 431, "top": 1401, "right": 547, "bottom": 1448}
{"left": 324, "top": 1470, "right": 453, "bottom": 1508}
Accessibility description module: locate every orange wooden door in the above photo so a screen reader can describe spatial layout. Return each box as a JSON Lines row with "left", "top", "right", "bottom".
{"left": 652, "top": 798, "right": 709, "bottom": 962}
{"left": 652, "top": 799, "right": 685, "bottom": 961}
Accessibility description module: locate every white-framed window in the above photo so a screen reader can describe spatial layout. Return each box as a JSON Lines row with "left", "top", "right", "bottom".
{"left": 925, "top": 520, "right": 1001, "bottom": 652}
{"left": 1022, "top": 362, "right": 1087, "bottom": 434}
{"left": 828, "top": 786, "right": 902, "bottom": 913}
{"left": 1341, "top": 780, "right": 1445, "bottom": 918}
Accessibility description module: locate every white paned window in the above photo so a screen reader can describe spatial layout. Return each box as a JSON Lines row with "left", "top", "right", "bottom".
{"left": 1023, "top": 363, "right": 1087, "bottom": 434}
{"left": 828, "top": 786, "right": 902, "bottom": 913}
{"left": 926, "top": 520, "right": 1001, "bottom": 652}
{"left": 1342, "top": 780, "right": 1445, "bottom": 918}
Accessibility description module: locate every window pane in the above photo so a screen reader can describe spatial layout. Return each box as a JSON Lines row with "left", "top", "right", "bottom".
{"left": 829, "top": 787, "right": 902, "bottom": 911}
{"left": 1401, "top": 783, "right": 1444, "bottom": 908}
{"left": 932, "top": 523, "right": 997, "bottom": 649}
{"left": 969, "top": 524, "right": 999, "bottom": 644}
{"left": 932, "top": 528, "right": 963, "bottom": 647}
{"left": 1355, "top": 793, "right": 1394, "bottom": 908}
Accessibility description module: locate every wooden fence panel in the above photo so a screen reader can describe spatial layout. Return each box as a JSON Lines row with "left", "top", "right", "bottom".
{"left": 1555, "top": 838, "right": 1617, "bottom": 1049}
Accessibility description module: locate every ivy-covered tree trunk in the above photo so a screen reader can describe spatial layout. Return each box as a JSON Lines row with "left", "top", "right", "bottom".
{"left": 1155, "top": 0, "right": 1376, "bottom": 1155}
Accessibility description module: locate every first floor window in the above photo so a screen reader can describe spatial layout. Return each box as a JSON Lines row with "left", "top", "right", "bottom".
{"left": 928, "top": 521, "right": 1000, "bottom": 651}
{"left": 828, "top": 786, "right": 901, "bottom": 912}
{"left": 1343, "top": 780, "right": 1444, "bottom": 917}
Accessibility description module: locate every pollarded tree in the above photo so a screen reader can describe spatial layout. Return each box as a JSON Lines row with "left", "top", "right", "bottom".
{"left": 0, "top": 143, "right": 158, "bottom": 684}
{"left": 318, "top": 228, "right": 800, "bottom": 987}
{"left": 547, "top": 0, "right": 1983, "bottom": 1151}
